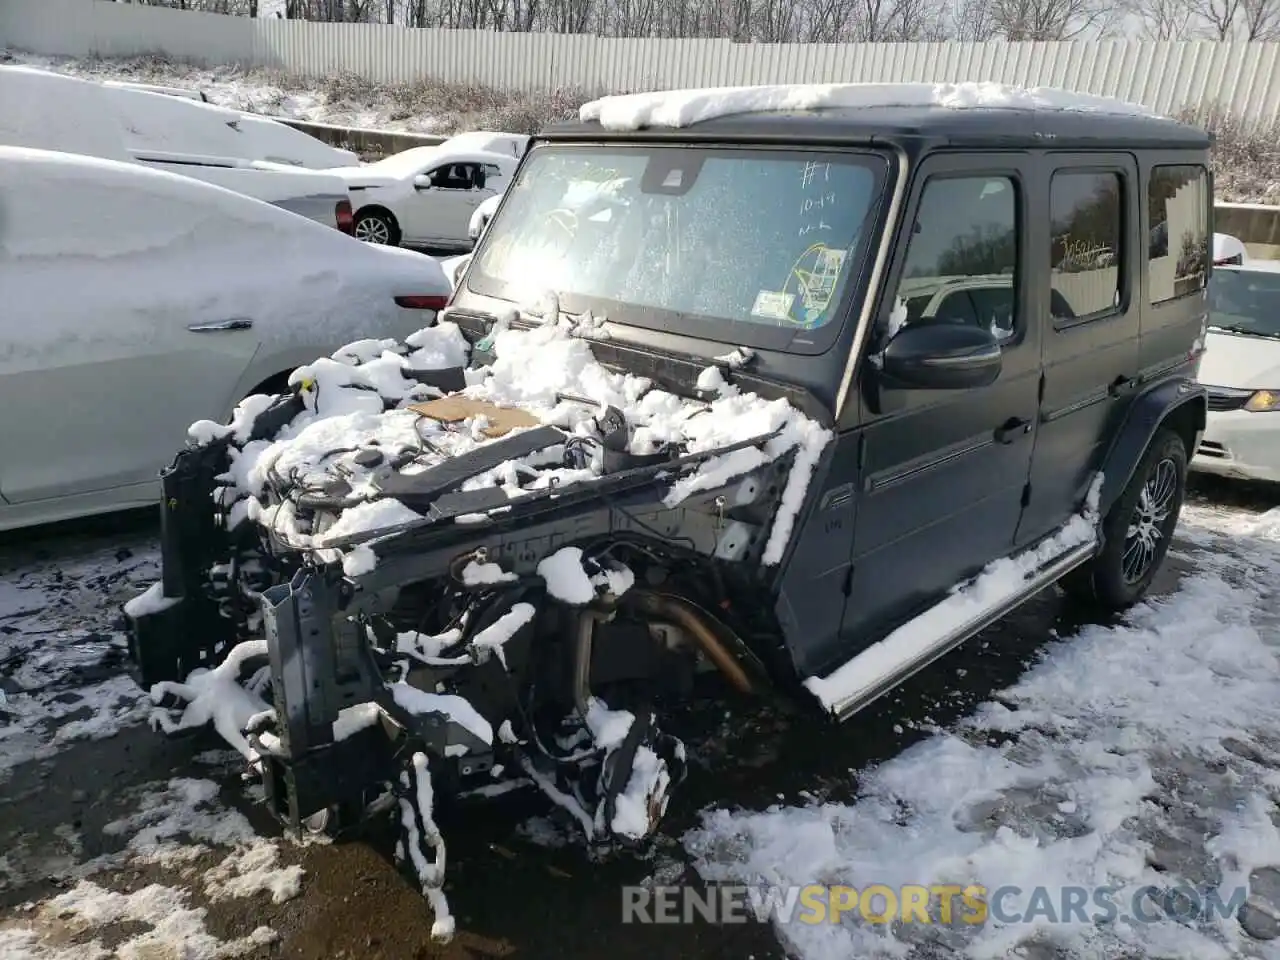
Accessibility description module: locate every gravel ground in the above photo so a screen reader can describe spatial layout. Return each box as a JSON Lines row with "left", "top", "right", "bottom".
{"left": 1, "top": 476, "right": 1277, "bottom": 959}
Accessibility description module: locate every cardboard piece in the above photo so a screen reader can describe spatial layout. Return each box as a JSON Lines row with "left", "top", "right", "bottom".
{"left": 407, "top": 396, "right": 541, "bottom": 439}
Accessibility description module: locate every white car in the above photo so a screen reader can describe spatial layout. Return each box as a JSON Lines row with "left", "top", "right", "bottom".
{"left": 331, "top": 141, "right": 520, "bottom": 250}
{"left": 87, "top": 75, "right": 362, "bottom": 168}
{"left": 1192, "top": 259, "right": 1280, "bottom": 483}
{"left": 2, "top": 65, "right": 357, "bottom": 232}
{"left": 0, "top": 146, "right": 452, "bottom": 532}
{"left": 1213, "top": 232, "right": 1248, "bottom": 266}
{"left": 230, "top": 113, "right": 359, "bottom": 169}
{"left": 468, "top": 192, "right": 504, "bottom": 241}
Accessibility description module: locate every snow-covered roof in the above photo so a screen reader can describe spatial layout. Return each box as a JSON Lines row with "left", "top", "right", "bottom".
{"left": 438, "top": 130, "right": 529, "bottom": 158}
{"left": 578, "top": 82, "right": 1159, "bottom": 131}
{"left": 361, "top": 144, "right": 518, "bottom": 177}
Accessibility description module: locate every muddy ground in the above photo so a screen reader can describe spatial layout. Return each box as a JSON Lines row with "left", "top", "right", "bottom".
{"left": 1, "top": 476, "right": 1275, "bottom": 960}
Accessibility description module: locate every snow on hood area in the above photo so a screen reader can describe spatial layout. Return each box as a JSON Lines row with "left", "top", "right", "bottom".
{"left": 578, "top": 81, "right": 1159, "bottom": 130}
{"left": 189, "top": 316, "right": 832, "bottom": 572}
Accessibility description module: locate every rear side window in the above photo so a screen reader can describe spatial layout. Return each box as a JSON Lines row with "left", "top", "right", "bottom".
{"left": 1050, "top": 172, "right": 1123, "bottom": 322}
{"left": 1148, "top": 164, "right": 1209, "bottom": 304}
{"left": 890, "top": 175, "right": 1018, "bottom": 340}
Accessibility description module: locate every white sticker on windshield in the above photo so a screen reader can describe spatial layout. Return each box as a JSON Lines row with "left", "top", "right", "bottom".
{"left": 751, "top": 290, "right": 795, "bottom": 321}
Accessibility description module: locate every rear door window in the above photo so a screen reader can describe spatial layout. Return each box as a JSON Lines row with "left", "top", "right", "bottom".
{"left": 1050, "top": 171, "right": 1124, "bottom": 322}
{"left": 1148, "top": 164, "right": 1209, "bottom": 304}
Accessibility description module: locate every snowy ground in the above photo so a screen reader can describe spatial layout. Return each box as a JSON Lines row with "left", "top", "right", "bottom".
{"left": 1, "top": 479, "right": 1278, "bottom": 959}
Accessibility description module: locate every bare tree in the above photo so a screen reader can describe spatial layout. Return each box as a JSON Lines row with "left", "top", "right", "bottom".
{"left": 1239, "top": 0, "right": 1280, "bottom": 37}
{"left": 1129, "top": 0, "right": 1196, "bottom": 36}
{"left": 1193, "top": 0, "right": 1242, "bottom": 36}
{"left": 986, "top": 0, "right": 1116, "bottom": 38}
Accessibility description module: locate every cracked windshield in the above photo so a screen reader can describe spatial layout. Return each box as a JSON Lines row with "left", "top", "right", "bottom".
{"left": 468, "top": 146, "right": 885, "bottom": 340}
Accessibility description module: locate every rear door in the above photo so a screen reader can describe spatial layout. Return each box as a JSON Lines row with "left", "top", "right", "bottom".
{"left": 1017, "top": 154, "right": 1142, "bottom": 545}
{"left": 838, "top": 154, "right": 1042, "bottom": 663}
{"left": 0, "top": 158, "right": 262, "bottom": 503}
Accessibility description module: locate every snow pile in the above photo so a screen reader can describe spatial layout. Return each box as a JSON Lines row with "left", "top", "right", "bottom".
{"left": 537, "top": 546, "right": 597, "bottom": 604}
{"left": 102, "top": 777, "right": 262, "bottom": 862}
{"left": 204, "top": 842, "right": 304, "bottom": 904}
{"left": 580, "top": 82, "right": 1158, "bottom": 131}
{"left": 183, "top": 317, "right": 830, "bottom": 573}
{"left": 469, "top": 603, "right": 536, "bottom": 668}
{"left": 584, "top": 697, "right": 676, "bottom": 841}
{"left": 0, "top": 775, "right": 304, "bottom": 959}
{"left": 0, "top": 880, "right": 279, "bottom": 960}
{"left": 147, "top": 639, "right": 270, "bottom": 763}
{"left": 391, "top": 682, "right": 494, "bottom": 745}
{"left": 398, "top": 751, "right": 454, "bottom": 941}
{"left": 685, "top": 502, "right": 1280, "bottom": 960}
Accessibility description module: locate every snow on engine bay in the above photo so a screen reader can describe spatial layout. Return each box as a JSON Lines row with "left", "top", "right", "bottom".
{"left": 183, "top": 313, "right": 834, "bottom": 575}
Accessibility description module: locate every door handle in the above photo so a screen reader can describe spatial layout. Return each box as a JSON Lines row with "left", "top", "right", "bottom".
{"left": 994, "top": 417, "right": 1031, "bottom": 444}
{"left": 1109, "top": 375, "right": 1139, "bottom": 397}
{"left": 188, "top": 318, "right": 253, "bottom": 332}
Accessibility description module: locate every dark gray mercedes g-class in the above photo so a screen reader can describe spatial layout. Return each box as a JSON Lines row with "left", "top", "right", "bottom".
{"left": 125, "top": 83, "right": 1211, "bottom": 937}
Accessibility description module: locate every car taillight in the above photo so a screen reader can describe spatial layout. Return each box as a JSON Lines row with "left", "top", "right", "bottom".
{"left": 395, "top": 295, "right": 450, "bottom": 310}
{"left": 335, "top": 199, "right": 354, "bottom": 234}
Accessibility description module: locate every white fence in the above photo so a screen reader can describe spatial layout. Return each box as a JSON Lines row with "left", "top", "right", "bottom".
{"left": 8, "top": 0, "right": 1280, "bottom": 124}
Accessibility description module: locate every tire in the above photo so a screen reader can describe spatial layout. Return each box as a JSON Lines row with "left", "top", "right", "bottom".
{"left": 1062, "top": 428, "right": 1188, "bottom": 611}
{"left": 353, "top": 209, "right": 400, "bottom": 246}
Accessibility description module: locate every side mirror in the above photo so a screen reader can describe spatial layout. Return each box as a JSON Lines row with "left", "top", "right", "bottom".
{"left": 879, "top": 322, "right": 1002, "bottom": 390}
{"left": 413, "top": 175, "right": 431, "bottom": 190}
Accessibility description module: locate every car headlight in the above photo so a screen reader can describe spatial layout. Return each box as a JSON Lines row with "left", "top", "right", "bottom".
{"left": 1244, "top": 389, "right": 1280, "bottom": 412}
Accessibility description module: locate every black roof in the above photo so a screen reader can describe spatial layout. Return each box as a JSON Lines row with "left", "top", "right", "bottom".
{"left": 541, "top": 102, "right": 1211, "bottom": 151}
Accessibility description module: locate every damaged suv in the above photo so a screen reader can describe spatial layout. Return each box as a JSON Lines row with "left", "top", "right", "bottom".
{"left": 125, "top": 83, "right": 1211, "bottom": 937}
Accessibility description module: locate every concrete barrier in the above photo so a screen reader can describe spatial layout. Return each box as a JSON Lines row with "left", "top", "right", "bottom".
{"left": 1215, "top": 202, "right": 1280, "bottom": 260}
{"left": 275, "top": 117, "right": 444, "bottom": 159}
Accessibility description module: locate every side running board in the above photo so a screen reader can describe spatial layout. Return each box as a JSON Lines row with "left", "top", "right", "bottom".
{"left": 804, "top": 537, "right": 1099, "bottom": 722}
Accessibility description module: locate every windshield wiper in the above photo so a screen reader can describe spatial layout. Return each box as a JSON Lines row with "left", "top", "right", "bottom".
{"left": 1208, "top": 324, "right": 1280, "bottom": 340}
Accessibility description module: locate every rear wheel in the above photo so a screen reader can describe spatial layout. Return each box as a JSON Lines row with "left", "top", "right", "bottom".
{"left": 354, "top": 209, "right": 400, "bottom": 246}
{"left": 1062, "top": 428, "right": 1188, "bottom": 611}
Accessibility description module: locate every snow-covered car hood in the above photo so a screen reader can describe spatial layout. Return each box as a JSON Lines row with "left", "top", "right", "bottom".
{"left": 188, "top": 317, "right": 831, "bottom": 575}
{"left": 1198, "top": 329, "right": 1280, "bottom": 389}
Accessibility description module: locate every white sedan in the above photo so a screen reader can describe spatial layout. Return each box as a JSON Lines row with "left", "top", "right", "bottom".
{"left": 0, "top": 146, "right": 452, "bottom": 532}
{"left": 331, "top": 136, "right": 523, "bottom": 250}
{"left": 1192, "top": 259, "right": 1280, "bottom": 483}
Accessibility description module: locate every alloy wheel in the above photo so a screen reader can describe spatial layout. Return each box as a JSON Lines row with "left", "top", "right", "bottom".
{"left": 355, "top": 216, "right": 391, "bottom": 244}
{"left": 1122, "top": 457, "right": 1179, "bottom": 584}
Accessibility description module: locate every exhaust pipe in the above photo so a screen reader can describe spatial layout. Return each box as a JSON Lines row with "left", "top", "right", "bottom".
{"left": 630, "top": 592, "right": 753, "bottom": 695}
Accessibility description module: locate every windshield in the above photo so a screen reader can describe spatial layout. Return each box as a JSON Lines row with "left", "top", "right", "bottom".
{"left": 467, "top": 144, "right": 887, "bottom": 351}
{"left": 1209, "top": 268, "right": 1280, "bottom": 338}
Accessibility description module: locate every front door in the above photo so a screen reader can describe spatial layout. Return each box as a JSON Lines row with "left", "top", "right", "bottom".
{"left": 406, "top": 163, "right": 483, "bottom": 245}
{"left": 1017, "top": 154, "right": 1142, "bottom": 545}
{"left": 837, "top": 154, "right": 1042, "bottom": 665}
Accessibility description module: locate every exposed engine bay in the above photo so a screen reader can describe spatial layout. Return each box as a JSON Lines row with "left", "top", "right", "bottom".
{"left": 124, "top": 307, "right": 833, "bottom": 939}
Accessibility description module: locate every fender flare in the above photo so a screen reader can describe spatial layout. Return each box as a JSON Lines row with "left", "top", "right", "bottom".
{"left": 1097, "top": 377, "right": 1207, "bottom": 517}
